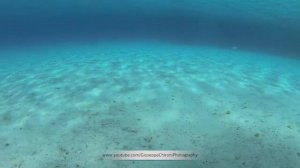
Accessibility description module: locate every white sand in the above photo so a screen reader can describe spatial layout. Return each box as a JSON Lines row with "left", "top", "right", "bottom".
{"left": 0, "top": 41, "right": 300, "bottom": 167}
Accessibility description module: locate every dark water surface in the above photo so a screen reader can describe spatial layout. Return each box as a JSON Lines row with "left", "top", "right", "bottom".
{"left": 1, "top": 0, "right": 300, "bottom": 56}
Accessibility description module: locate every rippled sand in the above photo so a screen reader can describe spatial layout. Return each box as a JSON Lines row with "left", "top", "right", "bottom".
{"left": 0, "top": 42, "right": 300, "bottom": 168}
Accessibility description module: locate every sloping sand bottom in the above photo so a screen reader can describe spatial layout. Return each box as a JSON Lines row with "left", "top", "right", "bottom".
{"left": 0, "top": 42, "right": 300, "bottom": 168}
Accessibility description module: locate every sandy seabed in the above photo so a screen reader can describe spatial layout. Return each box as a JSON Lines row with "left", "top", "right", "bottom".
{"left": 0, "top": 41, "right": 300, "bottom": 168}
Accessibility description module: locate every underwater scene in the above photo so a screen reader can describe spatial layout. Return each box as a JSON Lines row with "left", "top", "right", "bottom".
{"left": 0, "top": 0, "right": 300, "bottom": 168}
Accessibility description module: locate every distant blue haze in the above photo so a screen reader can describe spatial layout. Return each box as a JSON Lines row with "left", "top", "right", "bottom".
{"left": 0, "top": 0, "right": 299, "bottom": 56}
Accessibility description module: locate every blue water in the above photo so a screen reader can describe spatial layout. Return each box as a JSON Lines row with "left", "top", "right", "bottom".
{"left": 0, "top": 1, "right": 300, "bottom": 168}
{"left": 1, "top": 0, "right": 300, "bottom": 56}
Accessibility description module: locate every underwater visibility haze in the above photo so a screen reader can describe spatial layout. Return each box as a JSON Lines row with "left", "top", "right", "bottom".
{"left": 0, "top": 0, "right": 300, "bottom": 168}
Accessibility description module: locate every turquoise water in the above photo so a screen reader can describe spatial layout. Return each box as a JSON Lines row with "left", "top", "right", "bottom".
{"left": 1, "top": 1, "right": 300, "bottom": 168}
